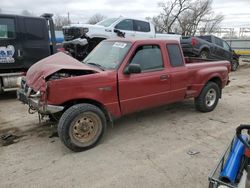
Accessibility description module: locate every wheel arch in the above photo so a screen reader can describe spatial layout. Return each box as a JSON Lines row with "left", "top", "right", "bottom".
{"left": 62, "top": 98, "right": 113, "bottom": 124}
{"left": 199, "top": 46, "right": 210, "bottom": 54}
{"left": 206, "top": 76, "right": 222, "bottom": 98}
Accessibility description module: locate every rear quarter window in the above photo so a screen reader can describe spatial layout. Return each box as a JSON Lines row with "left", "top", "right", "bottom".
{"left": 166, "top": 44, "right": 184, "bottom": 67}
{"left": 134, "top": 20, "right": 150, "bottom": 32}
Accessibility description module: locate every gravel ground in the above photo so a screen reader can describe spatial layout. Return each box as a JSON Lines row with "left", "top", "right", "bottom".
{"left": 0, "top": 61, "right": 250, "bottom": 188}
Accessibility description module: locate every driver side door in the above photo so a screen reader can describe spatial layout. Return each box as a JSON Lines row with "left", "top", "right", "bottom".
{"left": 118, "top": 44, "right": 171, "bottom": 115}
{"left": 113, "top": 19, "right": 136, "bottom": 38}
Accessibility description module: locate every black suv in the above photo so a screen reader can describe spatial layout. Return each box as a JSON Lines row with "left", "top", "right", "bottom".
{"left": 181, "top": 35, "right": 240, "bottom": 71}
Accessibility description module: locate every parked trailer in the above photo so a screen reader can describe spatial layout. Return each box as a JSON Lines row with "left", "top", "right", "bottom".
{"left": 226, "top": 39, "right": 250, "bottom": 57}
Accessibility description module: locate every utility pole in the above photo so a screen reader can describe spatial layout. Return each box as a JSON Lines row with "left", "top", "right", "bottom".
{"left": 67, "top": 12, "right": 70, "bottom": 24}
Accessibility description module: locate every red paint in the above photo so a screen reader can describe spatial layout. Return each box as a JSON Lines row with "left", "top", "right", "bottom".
{"left": 26, "top": 39, "right": 230, "bottom": 118}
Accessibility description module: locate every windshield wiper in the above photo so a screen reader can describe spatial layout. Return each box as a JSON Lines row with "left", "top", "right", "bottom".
{"left": 84, "top": 62, "right": 106, "bottom": 71}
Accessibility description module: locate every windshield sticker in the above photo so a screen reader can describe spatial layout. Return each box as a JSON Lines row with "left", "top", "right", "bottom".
{"left": 0, "top": 45, "right": 15, "bottom": 63}
{"left": 113, "top": 42, "right": 127, "bottom": 48}
{"left": 0, "top": 25, "right": 8, "bottom": 39}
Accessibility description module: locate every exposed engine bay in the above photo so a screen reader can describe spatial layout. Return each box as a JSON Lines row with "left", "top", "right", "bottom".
{"left": 47, "top": 69, "right": 97, "bottom": 81}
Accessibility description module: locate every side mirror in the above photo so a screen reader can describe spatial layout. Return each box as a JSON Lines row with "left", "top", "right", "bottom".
{"left": 124, "top": 64, "right": 142, "bottom": 74}
{"left": 114, "top": 29, "right": 125, "bottom": 38}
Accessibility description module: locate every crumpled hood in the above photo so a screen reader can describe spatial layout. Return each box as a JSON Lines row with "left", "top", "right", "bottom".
{"left": 26, "top": 52, "right": 100, "bottom": 91}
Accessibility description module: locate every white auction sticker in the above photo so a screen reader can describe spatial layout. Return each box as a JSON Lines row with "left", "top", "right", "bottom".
{"left": 113, "top": 42, "right": 127, "bottom": 48}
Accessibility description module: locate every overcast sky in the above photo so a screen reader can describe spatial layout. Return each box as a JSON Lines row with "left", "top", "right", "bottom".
{"left": 1, "top": 0, "right": 250, "bottom": 28}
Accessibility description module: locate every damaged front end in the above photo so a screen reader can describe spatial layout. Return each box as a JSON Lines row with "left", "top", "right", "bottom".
{"left": 17, "top": 52, "right": 99, "bottom": 118}
{"left": 17, "top": 76, "right": 64, "bottom": 115}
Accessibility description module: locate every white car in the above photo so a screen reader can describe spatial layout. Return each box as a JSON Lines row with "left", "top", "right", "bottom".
{"left": 62, "top": 17, "right": 181, "bottom": 60}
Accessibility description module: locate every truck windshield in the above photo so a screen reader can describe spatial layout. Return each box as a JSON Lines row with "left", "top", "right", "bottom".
{"left": 83, "top": 41, "right": 131, "bottom": 70}
{"left": 96, "top": 18, "right": 118, "bottom": 27}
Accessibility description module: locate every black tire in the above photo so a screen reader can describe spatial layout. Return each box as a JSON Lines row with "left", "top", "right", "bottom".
{"left": 231, "top": 60, "right": 239, "bottom": 71}
{"left": 195, "top": 82, "right": 220, "bottom": 112}
{"left": 58, "top": 103, "right": 107, "bottom": 152}
{"left": 200, "top": 50, "right": 209, "bottom": 59}
{"left": 0, "top": 79, "right": 2, "bottom": 94}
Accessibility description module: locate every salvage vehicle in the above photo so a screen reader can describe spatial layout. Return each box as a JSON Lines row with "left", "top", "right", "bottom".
{"left": 0, "top": 13, "right": 57, "bottom": 93}
{"left": 181, "top": 35, "right": 240, "bottom": 71}
{"left": 17, "top": 39, "right": 230, "bottom": 151}
{"left": 62, "top": 17, "right": 181, "bottom": 61}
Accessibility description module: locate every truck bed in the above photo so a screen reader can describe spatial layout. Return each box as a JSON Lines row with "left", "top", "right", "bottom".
{"left": 184, "top": 58, "right": 231, "bottom": 98}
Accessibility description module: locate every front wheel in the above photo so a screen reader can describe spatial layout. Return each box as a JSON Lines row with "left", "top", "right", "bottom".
{"left": 195, "top": 82, "right": 220, "bottom": 112}
{"left": 231, "top": 60, "right": 239, "bottom": 71}
{"left": 58, "top": 103, "right": 107, "bottom": 152}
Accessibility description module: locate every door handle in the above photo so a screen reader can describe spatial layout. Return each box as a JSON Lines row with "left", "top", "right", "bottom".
{"left": 16, "top": 49, "right": 23, "bottom": 60}
{"left": 160, "top": 75, "right": 168, "bottom": 81}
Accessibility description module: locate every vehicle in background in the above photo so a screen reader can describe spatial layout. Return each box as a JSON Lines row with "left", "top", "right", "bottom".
{"left": 0, "top": 13, "right": 57, "bottom": 93}
{"left": 18, "top": 39, "right": 230, "bottom": 151}
{"left": 181, "top": 35, "right": 240, "bottom": 71}
{"left": 62, "top": 17, "right": 181, "bottom": 61}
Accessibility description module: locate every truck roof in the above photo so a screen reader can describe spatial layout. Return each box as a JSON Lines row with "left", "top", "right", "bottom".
{"left": 0, "top": 13, "right": 50, "bottom": 20}
{"left": 106, "top": 38, "right": 180, "bottom": 45}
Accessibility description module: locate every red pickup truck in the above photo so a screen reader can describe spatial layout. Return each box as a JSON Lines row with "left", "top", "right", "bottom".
{"left": 17, "top": 39, "right": 230, "bottom": 151}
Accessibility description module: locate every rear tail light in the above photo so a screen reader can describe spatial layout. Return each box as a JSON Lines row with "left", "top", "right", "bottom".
{"left": 191, "top": 37, "right": 198, "bottom": 46}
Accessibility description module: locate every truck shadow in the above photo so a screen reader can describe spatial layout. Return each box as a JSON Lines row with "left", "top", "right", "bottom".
{"left": 0, "top": 91, "right": 17, "bottom": 101}
{"left": 105, "top": 100, "right": 195, "bottom": 143}
{"left": 0, "top": 100, "right": 195, "bottom": 149}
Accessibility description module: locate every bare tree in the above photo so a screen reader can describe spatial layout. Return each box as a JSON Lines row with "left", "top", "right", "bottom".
{"left": 176, "top": 0, "right": 223, "bottom": 36}
{"left": 54, "top": 15, "right": 71, "bottom": 30}
{"left": 87, "top": 14, "right": 107, "bottom": 25}
{"left": 151, "top": 0, "right": 224, "bottom": 35}
{"left": 152, "top": 0, "right": 191, "bottom": 33}
{"left": 201, "top": 14, "right": 224, "bottom": 34}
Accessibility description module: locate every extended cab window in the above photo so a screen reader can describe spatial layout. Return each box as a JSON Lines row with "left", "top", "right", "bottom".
{"left": 134, "top": 20, "right": 150, "bottom": 32}
{"left": 166, "top": 44, "right": 184, "bottom": 67}
{"left": 0, "top": 18, "right": 15, "bottom": 39}
{"left": 24, "top": 18, "right": 45, "bottom": 40}
{"left": 115, "top": 19, "right": 133, "bottom": 31}
{"left": 130, "top": 45, "right": 163, "bottom": 71}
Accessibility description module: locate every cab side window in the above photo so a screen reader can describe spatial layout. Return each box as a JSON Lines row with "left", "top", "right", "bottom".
{"left": 223, "top": 41, "right": 230, "bottom": 51}
{"left": 166, "top": 44, "right": 184, "bottom": 67}
{"left": 214, "top": 37, "right": 223, "bottom": 47}
{"left": 115, "top": 19, "right": 133, "bottom": 31}
{"left": 130, "top": 45, "right": 163, "bottom": 71}
{"left": 0, "top": 18, "right": 15, "bottom": 39}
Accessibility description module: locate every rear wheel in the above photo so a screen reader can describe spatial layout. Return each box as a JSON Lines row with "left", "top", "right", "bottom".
{"left": 200, "top": 50, "right": 209, "bottom": 59}
{"left": 195, "top": 82, "right": 220, "bottom": 112}
{"left": 58, "top": 103, "right": 106, "bottom": 152}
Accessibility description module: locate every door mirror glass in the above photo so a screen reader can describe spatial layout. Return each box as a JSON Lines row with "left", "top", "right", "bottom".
{"left": 124, "top": 64, "right": 141, "bottom": 74}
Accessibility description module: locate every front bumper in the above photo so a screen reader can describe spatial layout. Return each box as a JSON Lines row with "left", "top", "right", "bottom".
{"left": 17, "top": 89, "right": 64, "bottom": 114}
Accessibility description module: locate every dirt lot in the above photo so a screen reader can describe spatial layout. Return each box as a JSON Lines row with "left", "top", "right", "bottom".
{"left": 0, "top": 61, "right": 250, "bottom": 188}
